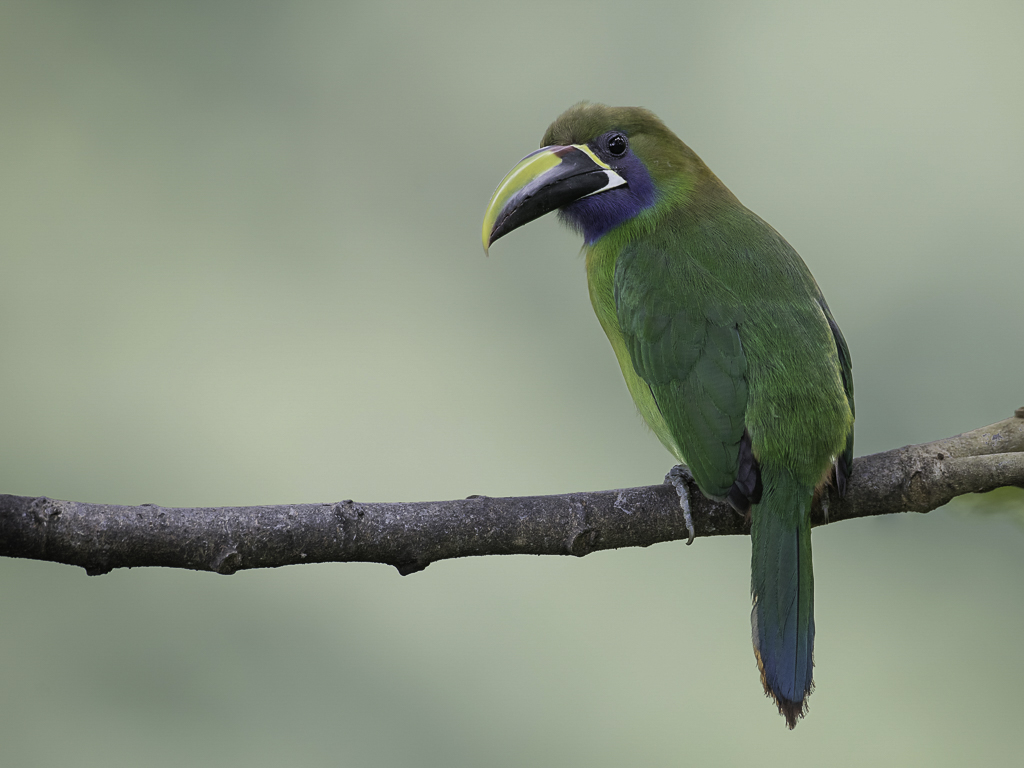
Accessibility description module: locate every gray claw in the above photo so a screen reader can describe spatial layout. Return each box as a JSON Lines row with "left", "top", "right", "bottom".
{"left": 666, "top": 465, "right": 696, "bottom": 545}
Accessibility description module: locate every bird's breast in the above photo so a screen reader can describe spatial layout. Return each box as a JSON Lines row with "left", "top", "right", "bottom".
{"left": 585, "top": 242, "right": 684, "bottom": 462}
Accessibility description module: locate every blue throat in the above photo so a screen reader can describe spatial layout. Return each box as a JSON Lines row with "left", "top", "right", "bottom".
{"left": 558, "top": 154, "right": 657, "bottom": 244}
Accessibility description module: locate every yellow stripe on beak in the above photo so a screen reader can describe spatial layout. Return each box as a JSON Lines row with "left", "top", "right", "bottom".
{"left": 482, "top": 144, "right": 625, "bottom": 253}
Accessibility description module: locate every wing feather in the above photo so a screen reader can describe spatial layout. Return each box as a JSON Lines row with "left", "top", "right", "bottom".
{"left": 614, "top": 243, "right": 749, "bottom": 500}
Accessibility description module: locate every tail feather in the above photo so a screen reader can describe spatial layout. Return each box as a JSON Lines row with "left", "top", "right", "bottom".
{"left": 751, "top": 466, "right": 815, "bottom": 729}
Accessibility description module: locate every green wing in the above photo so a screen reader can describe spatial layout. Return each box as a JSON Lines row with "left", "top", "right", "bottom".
{"left": 819, "top": 299, "right": 855, "bottom": 494}
{"left": 614, "top": 242, "right": 748, "bottom": 499}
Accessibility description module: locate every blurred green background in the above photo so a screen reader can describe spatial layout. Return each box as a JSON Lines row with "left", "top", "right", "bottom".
{"left": 2, "top": 1, "right": 1022, "bottom": 765}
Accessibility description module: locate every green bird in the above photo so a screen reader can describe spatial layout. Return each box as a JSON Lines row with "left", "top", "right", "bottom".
{"left": 482, "top": 103, "right": 854, "bottom": 728}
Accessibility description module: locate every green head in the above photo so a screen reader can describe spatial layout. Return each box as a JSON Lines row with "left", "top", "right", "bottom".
{"left": 483, "top": 102, "right": 714, "bottom": 250}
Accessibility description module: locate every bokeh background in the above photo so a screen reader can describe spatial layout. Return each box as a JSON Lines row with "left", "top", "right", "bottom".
{"left": 2, "top": 2, "right": 1022, "bottom": 765}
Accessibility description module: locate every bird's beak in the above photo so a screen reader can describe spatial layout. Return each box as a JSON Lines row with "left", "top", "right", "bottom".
{"left": 482, "top": 144, "right": 627, "bottom": 252}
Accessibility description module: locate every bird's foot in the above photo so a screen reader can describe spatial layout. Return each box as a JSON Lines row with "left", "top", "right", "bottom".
{"left": 665, "top": 465, "right": 696, "bottom": 545}
{"left": 821, "top": 495, "right": 829, "bottom": 524}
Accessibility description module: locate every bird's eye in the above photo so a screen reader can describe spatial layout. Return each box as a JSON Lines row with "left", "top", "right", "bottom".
{"left": 606, "top": 133, "right": 628, "bottom": 157}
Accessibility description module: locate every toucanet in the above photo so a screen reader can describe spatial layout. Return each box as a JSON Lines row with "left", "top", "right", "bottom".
{"left": 482, "top": 103, "right": 854, "bottom": 728}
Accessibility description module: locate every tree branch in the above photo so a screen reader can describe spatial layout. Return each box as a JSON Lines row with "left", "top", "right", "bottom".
{"left": 2, "top": 410, "right": 1022, "bottom": 576}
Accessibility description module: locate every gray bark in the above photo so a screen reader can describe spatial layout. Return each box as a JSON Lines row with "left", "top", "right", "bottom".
{"left": 2, "top": 411, "right": 1022, "bottom": 576}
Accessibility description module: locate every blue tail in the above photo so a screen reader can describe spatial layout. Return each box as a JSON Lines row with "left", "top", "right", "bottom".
{"left": 750, "top": 466, "right": 815, "bottom": 728}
